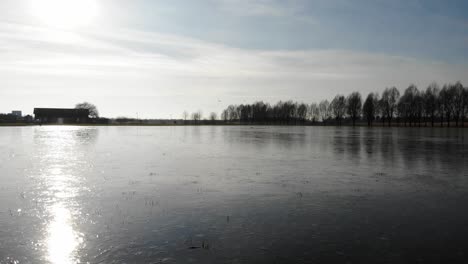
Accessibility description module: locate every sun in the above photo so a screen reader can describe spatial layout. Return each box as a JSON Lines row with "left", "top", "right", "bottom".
{"left": 30, "top": 0, "right": 99, "bottom": 29}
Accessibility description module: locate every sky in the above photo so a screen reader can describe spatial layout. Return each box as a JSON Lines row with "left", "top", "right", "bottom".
{"left": 0, "top": 0, "right": 467, "bottom": 118}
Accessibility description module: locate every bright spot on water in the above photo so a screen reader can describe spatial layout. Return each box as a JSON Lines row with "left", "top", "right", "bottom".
{"left": 38, "top": 127, "right": 84, "bottom": 264}
{"left": 46, "top": 203, "right": 81, "bottom": 264}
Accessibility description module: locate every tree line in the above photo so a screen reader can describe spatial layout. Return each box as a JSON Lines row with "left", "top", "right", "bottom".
{"left": 215, "top": 82, "right": 468, "bottom": 127}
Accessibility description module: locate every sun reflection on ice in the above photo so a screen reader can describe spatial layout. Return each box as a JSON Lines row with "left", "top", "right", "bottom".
{"left": 35, "top": 127, "right": 91, "bottom": 264}
{"left": 47, "top": 203, "right": 82, "bottom": 264}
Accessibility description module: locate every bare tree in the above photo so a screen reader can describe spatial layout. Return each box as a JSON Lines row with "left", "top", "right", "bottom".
{"left": 238, "top": 104, "right": 252, "bottom": 123}
{"left": 252, "top": 101, "right": 270, "bottom": 123}
{"left": 221, "top": 109, "right": 229, "bottom": 122}
{"left": 363, "top": 93, "right": 378, "bottom": 126}
{"left": 450, "top": 82, "right": 464, "bottom": 127}
{"left": 308, "top": 103, "right": 320, "bottom": 122}
{"left": 331, "top": 95, "right": 346, "bottom": 125}
{"left": 463, "top": 86, "right": 468, "bottom": 126}
{"left": 216, "top": 82, "right": 461, "bottom": 127}
{"left": 75, "top": 102, "right": 99, "bottom": 118}
{"left": 424, "top": 83, "right": 440, "bottom": 127}
{"left": 191, "top": 110, "right": 202, "bottom": 123}
{"left": 346, "top": 92, "right": 362, "bottom": 126}
{"left": 319, "top": 100, "right": 331, "bottom": 123}
{"left": 296, "top": 103, "right": 308, "bottom": 123}
{"left": 209, "top": 112, "right": 218, "bottom": 122}
{"left": 398, "top": 85, "right": 419, "bottom": 126}
{"left": 227, "top": 105, "right": 238, "bottom": 121}
{"left": 439, "top": 85, "right": 453, "bottom": 127}
{"left": 373, "top": 93, "right": 381, "bottom": 124}
{"left": 381, "top": 87, "right": 400, "bottom": 126}
{"left": 415, "top": 90, "right": 425, "bottom": 127}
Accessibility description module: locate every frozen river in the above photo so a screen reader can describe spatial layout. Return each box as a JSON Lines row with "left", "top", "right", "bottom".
{"left": 1, "top": 126, "right": 468, "bottom": 263}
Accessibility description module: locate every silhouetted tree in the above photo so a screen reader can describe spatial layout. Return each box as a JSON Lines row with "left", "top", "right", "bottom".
{"left": 216, "top": 81, "right": 463, "bottom": 127}
{"left": 271, "top": 100, "right": 295, "bottom": 124}
{"left": 283, "top": 100, "right": 296, "bottom": 124}
{"left": 398, "top": 85, "right": 420, "bottom": 126}
{"left": 450, "top": 82, "right": 465, "bottom": 127}
{"left": 297, "top": 103, "right": 308, "bottom": 124}
{"left": 346, "top": 92, "right": 362, "bottom": 126}
{"left": 308, "top": 103, "right": 320, "bottom": 122}
{"left": 319, "top": 100, "right": 331, "bottom": 123}
{"left": 239, "top": 104, "right": 252, "bottom": 123}
{"left": 415, "top": 90, "right": 425, "bottom": 127}
{"left": 381, "top": 87, "right": 400, "bottom": 126}
{"left": 252, "top": 101, "right": 270, "bottom": 123}
{"left": 227, "top": 105, "right": 238, "bottom": 121}
{"left": 363, "top": 93, "right": 378, "bottom": 126}
{"left": 75, "top": 102, "right": 99, "bottom": 118}
{"left": 373, "top": 93, "right": 381, "bottom": 124}
{"left": 376, "top": 96, "right": 385, "bottom": 125}
{"left": 221, "top": 109, "right": 229, "bottom": 122}
{"left": 424, "top": 83, "right": 440, "bottom": 127}
{"left": 331, "top": 95, "right": 346, "bottom": 125}
{"left": 463, "top": 86, "right": 468, "bottom": 126}
{"left": 439, "top": 85, "right": 453, "bottom": 127}
{"left": 191, "top": 110, "right": 202, "bottom": 123}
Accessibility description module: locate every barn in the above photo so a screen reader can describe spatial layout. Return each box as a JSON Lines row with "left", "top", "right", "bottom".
{"left": 34, "top": 108, "right": 90, "bottom": 124}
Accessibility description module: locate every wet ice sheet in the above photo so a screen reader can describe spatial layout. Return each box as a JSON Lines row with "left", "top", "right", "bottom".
{"left": 0, "top": 126, "right": 467, "bottom": 263}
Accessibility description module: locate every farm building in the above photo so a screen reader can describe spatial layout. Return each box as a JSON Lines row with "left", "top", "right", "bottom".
{"left": 34, "top": 108, "right": 89, "bottom": 124}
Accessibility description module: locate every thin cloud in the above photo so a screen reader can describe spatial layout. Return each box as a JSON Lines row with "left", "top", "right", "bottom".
{"left": 0, "top": 21, "right": 467, "bottom": 117}
{"left": 215, "top": 0, "right": 318, "bottom": 24}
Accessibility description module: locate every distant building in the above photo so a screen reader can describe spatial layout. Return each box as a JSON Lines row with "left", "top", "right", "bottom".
{"left": 11, "top": 111, "right": 22, "bottom": 117}
{"left": 34, "top": 108, "right": 89, "bottom": 124}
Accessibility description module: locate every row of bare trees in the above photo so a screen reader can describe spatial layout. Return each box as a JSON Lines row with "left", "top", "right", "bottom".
{"left": 364, "top": 82, "right": 467, "bottom": 127}
{"left": 217, "top": 82, "right": 468, "bottom": 127}
{"left": 220, "top": 101, "right": 310, "bottom": 125}
{"left": 182, "top": 110, "right": 218, "bottom": 124}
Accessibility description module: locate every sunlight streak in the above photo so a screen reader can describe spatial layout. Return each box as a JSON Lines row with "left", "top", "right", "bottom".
{"left": 46, "top": 203, "right": 82, "bottom": 264}
{"left": 38, "top": 127, "right": 85, "bottom": 264}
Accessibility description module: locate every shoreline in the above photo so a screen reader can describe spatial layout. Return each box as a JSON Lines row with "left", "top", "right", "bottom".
{"left": 0, "top": 122, "right": 466, "bottom": 128}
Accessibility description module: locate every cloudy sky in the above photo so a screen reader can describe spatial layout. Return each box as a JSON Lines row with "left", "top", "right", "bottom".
{"left": 1, "top": 0, "right": 467, "bottom": 118}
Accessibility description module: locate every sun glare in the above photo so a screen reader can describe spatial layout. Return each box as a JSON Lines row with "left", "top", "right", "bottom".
{"left": 30, "top": 0, "right": 99, "bottom": 29}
